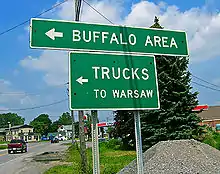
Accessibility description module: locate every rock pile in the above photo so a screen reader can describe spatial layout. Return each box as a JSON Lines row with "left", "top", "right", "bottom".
{"left": 118, "top": 139, "right": 220, "bottom": 174}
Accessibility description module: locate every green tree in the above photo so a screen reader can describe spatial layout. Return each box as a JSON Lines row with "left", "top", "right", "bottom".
{"left": 113, "top": 111, "right": 135, "bottom": 149}
{"left": 0, "top": 113, "right": 25, "bottom": 128}
{"left": 58, "top": 112, "right": 72, "bottom": 125}
{"left": 113, "top": 16, "right": 201, "bottom": 150}
{"left": 47, "top": 112, "right": 72, "bottom": 133}
{"left": 48, "top": 120, "right": 60, "bottom": 133}
{"left": 141, "top": 16, "right": 201, "bottom": 150}
{"left": 30, "top": 114, "right": 52, "bottom": 135}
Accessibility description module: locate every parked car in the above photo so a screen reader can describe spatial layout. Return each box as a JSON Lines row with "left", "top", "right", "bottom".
{"left": 58, "top": 136, "right": 67, "bottom": 141}
{"left": 51, "top": 138, "right": 59, "bottom": 143}
{"left": 41, "top": 136, "right": 48, "bottom": 141}
{"left": 8, "top": 139, "right": 27, "bottom": 154}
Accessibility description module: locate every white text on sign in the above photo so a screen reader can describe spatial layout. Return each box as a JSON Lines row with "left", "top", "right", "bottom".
{"left": 92, "top": 67, "right": 149, "bottom": 80}
{"left": 93, "top": 89, "right": 154, "bottom": 99}
{"left": 72, "top": 30, "right": 178, "bottom": 48}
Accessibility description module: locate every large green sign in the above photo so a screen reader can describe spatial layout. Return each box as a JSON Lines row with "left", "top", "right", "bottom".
{"left": 30, "top": 18, "right": 189, "bottom": 56}
{"left": 69, "top": 52, "right": 160, "bottom": 110}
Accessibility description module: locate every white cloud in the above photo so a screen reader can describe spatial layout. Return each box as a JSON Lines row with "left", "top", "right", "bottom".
{"left": 20, "top": 50, "right": 68, "bottom": 86}
{"left": 20, "top": 0, "right": 220, "bottom": 86}
{"left": 124, "top": 1, "right": 161, "bottom": 27}
{"left": 57, "top": 0, "right": 124, "bottom": 24}
{"left": 124, "top": 1, "right": 220, "bottom": 62}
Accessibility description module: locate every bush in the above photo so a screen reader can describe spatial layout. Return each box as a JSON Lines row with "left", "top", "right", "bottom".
{"left": 200, "top": 126, "right": 220, "bottom": 150}
{"left": 203, "top": 135, "right": 216, "bottom": 148}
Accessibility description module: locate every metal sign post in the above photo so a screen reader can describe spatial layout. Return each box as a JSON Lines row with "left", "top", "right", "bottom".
{"left": 91, "top": 110, "right": 100, "bottom": 174}
{"left": 134, "top": 111, "right": 144, "bottom": 174}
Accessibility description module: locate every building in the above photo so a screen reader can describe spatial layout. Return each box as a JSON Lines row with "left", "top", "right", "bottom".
{"left": 57, "top": 125, "right": 72, "bottom": 140}
{"left": 194, "top": 105, "right": 220, "bottom": 131}
{"left": 5, "top": 124, "right": 40, "bottom": 142}
{"left": 0, "top": 128, "right": 6, "bottom": 141}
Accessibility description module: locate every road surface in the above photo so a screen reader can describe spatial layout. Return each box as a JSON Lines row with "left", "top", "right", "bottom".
{"left": 0, "top": 141, "right": 70, "bottom": 174}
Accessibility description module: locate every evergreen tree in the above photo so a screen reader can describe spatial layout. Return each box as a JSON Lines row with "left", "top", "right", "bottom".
{"left": 113, "top": 111, "right": 135, "bottom": 149}
{"left": 141, "top": 16, "right": 201, "bottom": 150}
{"left": 113, "top": 16, "right": 201, "bottom": 150}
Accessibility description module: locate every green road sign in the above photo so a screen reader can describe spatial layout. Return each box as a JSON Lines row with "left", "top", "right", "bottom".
{"left": 30, "top": 18, "right": 189, "bottom": 56}
{"left": 69, "top": 52, "right": 160, "bottom": 110}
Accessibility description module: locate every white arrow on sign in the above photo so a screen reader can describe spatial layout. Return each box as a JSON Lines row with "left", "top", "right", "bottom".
{"left": 45, "top": 28, "right": 63, "bottom": 40}
{"left": 76, "top": 76, "right": 89, "bottom": 85}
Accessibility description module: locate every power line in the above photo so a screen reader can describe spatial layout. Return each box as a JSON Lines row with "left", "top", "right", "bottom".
{"left": 82, "top": 0, "right": 114, "bottom": 24}
{"left": 82, "top": 0, "right": 220, "bottom": 95}
{"left": 0, "top": 0, "right": 218, "bottom": 98}
{"left": 0, "top": 98, "right": 68, "bottom": 112}
{"left": 192, "top": 74, "right": 220, "bottom": 89}
{"left": 0, "top": 0, "right": 69, "bottom": 37}
{"left": 192, "top": 81, "right": 220, "bottom": 92}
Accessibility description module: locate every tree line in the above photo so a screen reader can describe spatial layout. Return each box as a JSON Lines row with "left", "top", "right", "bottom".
{"left": 0, "top": 112, "right": 79, "bottom": 137}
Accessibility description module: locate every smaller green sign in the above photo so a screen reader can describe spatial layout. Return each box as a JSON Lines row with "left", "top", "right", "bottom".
{"left": 69, "top": 52, "right": 160, "bottom": 110}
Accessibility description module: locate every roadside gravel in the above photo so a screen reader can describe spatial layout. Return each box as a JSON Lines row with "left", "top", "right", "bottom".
{"left": 118, "top": 139, "right": 220, "bottom": 174}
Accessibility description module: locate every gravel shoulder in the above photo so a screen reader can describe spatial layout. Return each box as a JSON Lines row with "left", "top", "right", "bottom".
{"left": 118, "top": 139, "right": 220, "bottom": 174}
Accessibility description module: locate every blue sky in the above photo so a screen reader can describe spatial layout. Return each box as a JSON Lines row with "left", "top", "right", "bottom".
{"left": 1, "top": 0, "right": 220, "bottom": 124}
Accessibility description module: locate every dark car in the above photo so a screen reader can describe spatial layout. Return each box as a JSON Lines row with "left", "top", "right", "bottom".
{"left": 8, "top": 139, "right": 27, "bottom": 154}
{"left": 51, "top": 138, "right": 59, "bottom": 143}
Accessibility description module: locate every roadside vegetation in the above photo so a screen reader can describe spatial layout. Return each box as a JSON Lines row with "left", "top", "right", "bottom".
{"left": 45, "top": 139, "right": 136, "bottom": 174}
{"left": 0, "top": 144, "right": 7, "bottom": 150}
{"left": 0, "top": 141, "right": 9, "bottom": 144}
{"left": 196, "top": 126, "right": 220, "bottom": 150}
{"left": 0, "top": 141, "right": 8, "bottom": 150}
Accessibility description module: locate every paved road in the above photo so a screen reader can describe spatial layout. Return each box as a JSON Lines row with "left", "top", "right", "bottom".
{"left": 0, "top": 141, "right": 70, "bottom": 174}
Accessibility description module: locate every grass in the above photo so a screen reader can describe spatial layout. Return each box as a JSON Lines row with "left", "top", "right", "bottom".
{"left": 44, "top": 165, "right": 74, "bottom": 174}
{"left": 202, "top": 129, "right": 220, "bottom": 150}
{"left": 0, "top": 141, "right": 9, "bottom": 144}
{"left": 45, "top": 141, "right": 136, "bottom": 174}
{"left": 0, "top": 144, "right": 7, "bottom": 150}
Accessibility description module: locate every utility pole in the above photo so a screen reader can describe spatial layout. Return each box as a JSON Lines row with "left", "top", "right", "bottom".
{"left": 75, "top": 0, "right": 88, "bottom": 173}
{"left": 71, "top": 110, "right": 75, "bottom": 144}
{"left": 67, "top": 86, "right": 75, "bottom": 145}
{"left": 79, "top": 110, "right": 88, "bottom": 173}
